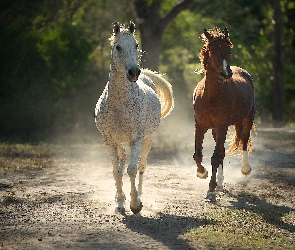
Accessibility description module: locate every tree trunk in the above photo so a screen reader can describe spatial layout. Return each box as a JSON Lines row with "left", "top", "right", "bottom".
{"left": 139, "top": 23, "right": 163, "bottom": 71}
{"left": 130, "top": 0, "right": 194, "bottom": 71}
{"left": 272, "top": 0, "right": 284, "bottom": 126}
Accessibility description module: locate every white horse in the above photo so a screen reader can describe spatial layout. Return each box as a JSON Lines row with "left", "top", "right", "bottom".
{"left": 95, "top": 22, "right": 174, "bottom": 214}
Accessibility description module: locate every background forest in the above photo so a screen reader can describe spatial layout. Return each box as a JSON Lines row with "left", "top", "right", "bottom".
{"left": 0, "top": 0, "right": 294, "bottom": 142}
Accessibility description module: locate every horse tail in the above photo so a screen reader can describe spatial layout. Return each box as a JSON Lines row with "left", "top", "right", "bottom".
{"left": 227, "top": 127, "right": 248, "bottom": 155}
{"left": 228, "top": 123, "right": 256, "bottom": 155}
{"left": 142, "top": 69, "right": 174, "bottom": 118}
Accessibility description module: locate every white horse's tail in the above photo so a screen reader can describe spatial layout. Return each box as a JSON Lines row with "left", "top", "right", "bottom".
{"left": 142, "top": 69, "right": 174, "bottom": 118}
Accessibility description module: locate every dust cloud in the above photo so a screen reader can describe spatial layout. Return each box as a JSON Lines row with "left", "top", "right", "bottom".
{"left": 62, "top": 87, "right": 257, "bottom": 215}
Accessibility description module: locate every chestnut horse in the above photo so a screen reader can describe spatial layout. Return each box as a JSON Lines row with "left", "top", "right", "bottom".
{"left": 193, "top": 27, "right": 255, "bottom": 201}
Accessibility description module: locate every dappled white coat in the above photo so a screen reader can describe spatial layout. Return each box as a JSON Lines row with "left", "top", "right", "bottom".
{"left": 94, "top": 22, "right": 173, "bottom": 214}
{"left": 95, "top": 72, "right": 161, "bottom": 145}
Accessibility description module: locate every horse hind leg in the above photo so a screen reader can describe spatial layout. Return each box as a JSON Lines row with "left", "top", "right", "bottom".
{"left": 241, "top": 149, "right": 251, "bottom": 175}
{"left": 241, "top": 116, "right": 253, "bottom": 176}
{"left": 233, "top": 118, "right": 252, "bottom": 176}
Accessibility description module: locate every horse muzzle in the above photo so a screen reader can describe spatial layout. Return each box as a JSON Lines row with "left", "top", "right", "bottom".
{"left": 219, "top": 70, "right": 232, "bottom": 80}
{"left": 127, "top": 67, "right": 141, "bottom": 82}
{"left": 219, "top": 59, "right": 232, "bottom": 81}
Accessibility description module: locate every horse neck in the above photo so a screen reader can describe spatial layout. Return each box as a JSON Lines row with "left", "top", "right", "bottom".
{"left": 108, "top": 65, "right": 131, "bottom": 102}
{"left": 204, "top": 66, "right": 224, "bottom": 98}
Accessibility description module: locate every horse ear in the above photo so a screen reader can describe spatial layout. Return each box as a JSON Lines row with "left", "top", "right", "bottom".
{"left": 204, "top": 29, "right": 212, "bottom": 40}
{"left": 129, "top": 21, "right": 135, "bottom": 34}
{"left": 224, "top": 27, "right": 229, "bottom": 39}
{"left": 113, "top": 22, "right": 120, "bottom": 35}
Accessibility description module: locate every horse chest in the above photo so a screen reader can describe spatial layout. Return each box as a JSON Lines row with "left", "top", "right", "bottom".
{"left": 195, "top": 94, "right": 253, "bottom": 129}
{"left": 195, "top": 103, "right": 222, "bottom": 128}
{"left": 194, "top": 93, "right": 233, "bottom": 128}
{"left": 100, "top": 101, "right": 142, "bottom": 131}
{"left": 96, "top": 89, "right": 151, "bottom": 140}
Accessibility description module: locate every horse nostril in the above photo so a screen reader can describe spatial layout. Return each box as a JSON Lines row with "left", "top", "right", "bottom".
{"left": 127, "top": 67, "right": 141, "bottom": 81}
{"left": 128, "top": 69, "right": 134, "bottom": 77}
{"left": 229, "top": 69, "right": 233, "bottom": 78}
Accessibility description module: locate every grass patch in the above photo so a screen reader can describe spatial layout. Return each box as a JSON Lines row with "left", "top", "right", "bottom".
{"left": 183, "top": 208, "right": 294, "bottom": 249}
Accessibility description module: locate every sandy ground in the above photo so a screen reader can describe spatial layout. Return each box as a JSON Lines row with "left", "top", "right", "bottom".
{"left": 0, "top": 126, "right": 295, "bottom": 249}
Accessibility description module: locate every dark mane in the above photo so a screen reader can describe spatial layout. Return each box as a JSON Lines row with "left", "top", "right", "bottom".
{"left": 199, "top": 28, "right": 233, "bottom": 73}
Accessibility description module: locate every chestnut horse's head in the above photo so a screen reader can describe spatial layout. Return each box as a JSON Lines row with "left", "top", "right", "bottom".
{"left": 199, "top": 27, "right": 233, "bottom": 81}
{"left": 110, "top": 21, "right": 141, "bottom": 82}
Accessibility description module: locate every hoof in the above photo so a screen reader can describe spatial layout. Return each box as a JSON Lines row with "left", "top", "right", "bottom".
{"left": 216, "top": 185, "right": 224, "bottom": 193}
{"left": 205, "top": 192, "right": 216, "bottom": 202}
{"left": 130, "top": 202, "right": 143, "bottom": 214}
{"left": 241, "top": 167, "right": 251, "bottom": 176}
{"left": 197, "top": 169, "right": 208, "bottom": 179}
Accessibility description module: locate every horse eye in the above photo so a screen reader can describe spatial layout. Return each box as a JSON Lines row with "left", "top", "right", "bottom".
{"left": 116, "top": 45, "right": 121, "bottom": 51}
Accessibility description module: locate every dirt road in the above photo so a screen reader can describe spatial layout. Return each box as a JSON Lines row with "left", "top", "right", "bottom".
{"left": 1, "top": 127, "right": 295, "bottom": 249}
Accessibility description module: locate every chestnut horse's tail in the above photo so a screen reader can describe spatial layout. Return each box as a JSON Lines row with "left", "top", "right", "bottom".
{"left": 228, "top": 124, "right": 256, "bottom": 154}
{"left": 142, "top": 69, "right": 174, "bottom": 118}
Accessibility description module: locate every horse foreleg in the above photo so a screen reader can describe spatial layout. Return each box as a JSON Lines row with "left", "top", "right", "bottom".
{"left": 106, "top": 141, "right": 126, "bottom": 209}
{"left": 207, "top": 127, "right": 227, "bottom": 200}
{"left": 138, "top": 136, "right": 152, "bottom": 196}
{"left": 193, "top": 123, "right": 208, "bottom": 179}
{"left": 212, "top": 129, "right": 224, "bottom": 192}
{"left": 128, "top": 137, "right": 143, "bottom": 214}
{"left": 216, "top": 164, "right": 224, "bottom": 192}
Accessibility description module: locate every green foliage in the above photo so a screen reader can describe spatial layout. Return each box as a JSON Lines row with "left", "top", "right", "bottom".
{"left": 161, "top": 0, "right": 295, "bottom": 125}
{"left": 0, "top": 2, "right": 92, "bottom": 141}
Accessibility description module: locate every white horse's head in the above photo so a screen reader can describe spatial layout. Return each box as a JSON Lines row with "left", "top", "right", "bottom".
{"left": 110, "top": 22, "right": 141, "bottom": 82}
